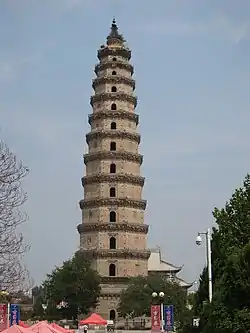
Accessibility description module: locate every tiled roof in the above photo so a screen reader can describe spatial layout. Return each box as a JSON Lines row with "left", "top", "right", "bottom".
{"left": 147, "top": 247, "right": 193, "bottom": 289}
{"left": 174, "top": 276, "right": 193, "bottom": 288}
{"left": 148, "top": 248, "right": 182, "bottom": 272}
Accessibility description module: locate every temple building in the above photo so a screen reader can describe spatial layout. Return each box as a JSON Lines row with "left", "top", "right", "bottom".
{"left": 148, "top": 248, "right": 192, "bottom": 289}
{"left": 77, "top": 20, "right": 191, "bottom": 320}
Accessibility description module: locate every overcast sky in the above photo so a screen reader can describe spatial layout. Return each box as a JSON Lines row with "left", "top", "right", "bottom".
{"left": 1, "top": 0, "right": 250, "bottom": 286}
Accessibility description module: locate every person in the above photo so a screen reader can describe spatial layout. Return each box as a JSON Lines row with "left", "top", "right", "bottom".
{"left": 83, "top": 325, "right": 88, "bottom": 333}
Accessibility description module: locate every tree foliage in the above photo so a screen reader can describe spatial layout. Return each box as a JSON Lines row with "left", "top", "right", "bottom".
{"left": 43, "top": 252, "right": 101, "bottom": 320}
{"left": 118, "top": 275, "right": 191, "bottom": 330}
{"left": 194, "top": 174, "right": 250, "bottom": 332}
{"left": 0, "top": 140, "right": 30, "bottom": 291}
{"left": 32, "top": 286, "right": 46, "bottom": 318}
{"left": 202, "top": 243, "right": 250, "bottom": 333}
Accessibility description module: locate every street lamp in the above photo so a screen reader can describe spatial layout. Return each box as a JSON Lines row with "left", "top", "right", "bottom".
{"left": 196, "top": 228, "right": 212, "bottom": 303}
{"left": 152, "top": 291, "right": 164, "bottom": 333}
{"left": 42, "top": 304, "right": 48, "bottom": 314}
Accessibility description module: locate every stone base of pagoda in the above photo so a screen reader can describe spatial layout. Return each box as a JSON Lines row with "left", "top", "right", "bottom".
{"left": 95, "top": 294, "right": 120, "bottom": 320}
{"left": 95, "top": 277, "right": 130, "bottom": 320}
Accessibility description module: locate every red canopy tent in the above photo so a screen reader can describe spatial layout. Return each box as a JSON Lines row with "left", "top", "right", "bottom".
{"left": 79, "top": 313, "right": 107, "bottom": 326}
{"left": 1, "top": 325, "right": 33, "bottom": 333}
{"left": 50, "top": 324, "right": 65, "bottom": 332}
{"left": 30, "top": 321, "right": 48, "bottom": 330}
{"left": 18, "top": 321, "right": 29, "bottom": 328}
{"left": 50, "top": 323, "right": 74, "bottom": 333}
{"left": 30, "top": 321, "right": 61, "bottom": 333}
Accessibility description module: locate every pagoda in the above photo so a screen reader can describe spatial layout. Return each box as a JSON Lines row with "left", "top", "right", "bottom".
{"left": 77, "top": 19, "right": 150, "bottom": 320}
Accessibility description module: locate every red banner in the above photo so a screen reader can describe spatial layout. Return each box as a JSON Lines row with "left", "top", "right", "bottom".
{"left": 151, "top": 305, "right": 161, "bottom": 332}
{"left": 0, "top": 304, "right": 7, "bottom": 332}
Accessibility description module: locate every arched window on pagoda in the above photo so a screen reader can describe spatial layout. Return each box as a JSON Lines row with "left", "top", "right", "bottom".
{"left": 110, "top": 187, "right": 116, "bottom": 197}
{"left": 109, "top": 211, "right": 116, "bottom": 222}
{"left": 109, "top": 309, "right": 116, "bottom": 320}
{"left": 110, "top": 142, "right": 116, "bottom": 151}
{"left": 109, "top": 263, "right": 116, "bottom": 276}
{"left": 110, "top": 163, "right": 116, "bottom": 173}
{"left": 109, "top": 237, "right": 116, "bottom": 249}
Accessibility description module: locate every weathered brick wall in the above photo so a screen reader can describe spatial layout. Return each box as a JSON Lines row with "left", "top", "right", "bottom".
{"left": 80, "top": 232, "right": 147, "bottom": 251}
{"left": 91, "top": 118, "right": 137, "bottom": 131}
{"left": 84, "top": 183, "right": 142, "bottom": 200}
{"left": 81, "top": 207, "right": 144, "bottom": 224}
{"left": 86, "top": 160, "right": 141, "bottom": 175}
{"left": 88, "top": 138, "right": 139, "bottom": 154}
{"left": 94, "top": 83, "right": 133, "bottom": 95}
{"left": 93, "top": 100, "right": 134, "bottom": 113}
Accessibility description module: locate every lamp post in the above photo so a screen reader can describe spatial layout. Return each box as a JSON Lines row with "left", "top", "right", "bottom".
{"left": 196, "top": 228, "right": 212, "bottom": 303}
{"left": 152, "top": 291, "right": 164, "bottom": 333}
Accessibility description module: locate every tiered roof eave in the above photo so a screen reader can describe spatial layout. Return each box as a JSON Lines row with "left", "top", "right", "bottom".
{"left": 148, "top": 247, "right": 192, "bottom": 289}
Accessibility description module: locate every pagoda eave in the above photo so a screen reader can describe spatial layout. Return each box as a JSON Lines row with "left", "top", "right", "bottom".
{"left": 86, "top": 130, "right": 141, "bottom": 145}
{"left": 95, "top": 61, "right": 134, "bottom": 76}
{"left": 79, "top": 197, "right": 147, "bottom": 210}
{"left": 79, "top": 248, "right": 151, "bottom": 260}
{"left": 90, "top": 93, "right": 137, "bottom": 108}
{"left": 82, "top": 174, "right": 145, "bottom": 187}
{"left": 100, "top": 276, "right": 130, "bottom": 284}
{"left": 92, "top": 76, "right": 135, "bottom": 90}
{"left": 77, "top": 222, "right": 149, "bottom": 234}
{"left": 97, "top": 47, "right": 131, "bottom": 60}
{"left": 83, "top": 151, "right": 143, "bottom": 165}
{"left": 88, "top": 110, "right": 139, "bottom": 126}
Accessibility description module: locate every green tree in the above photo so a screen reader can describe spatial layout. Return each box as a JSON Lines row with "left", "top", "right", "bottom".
{"left": 187, "top": 292, "right": 196, "bottom": 310}
{"left": 118, "top": 275, "right": 191, "bottom": 331}
{"left": 194, "top": 175, "right": 250, "bottom": 332}
{"left": 213, "top": 175, "right": 250, "bottom": 254}
{"left": 32, "top": 286, "right": 46, "bottom": 319}
{"left": 43, "top": 252, "right": 101, "bottom": 320}
{"left": 202, "top": 243, "right": 250, "bottom": 333}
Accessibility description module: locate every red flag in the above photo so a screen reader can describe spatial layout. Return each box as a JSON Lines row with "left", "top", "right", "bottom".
{"left": 0, "top": 304, "right": 7, "bottom": 332}
{"left": 151, "top": 305, "right": 161, "bottom": 332}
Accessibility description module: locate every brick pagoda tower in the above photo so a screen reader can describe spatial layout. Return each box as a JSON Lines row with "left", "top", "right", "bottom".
{"left": 77, "top": 20, "right": 150, "bottom": 320}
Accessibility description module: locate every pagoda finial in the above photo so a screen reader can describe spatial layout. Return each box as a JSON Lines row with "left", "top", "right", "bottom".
{"left": 107, "top": 18, "right": 125, "bottom": 44}
{"left": 110, "top": 17, "right": 118, "bottom": 35}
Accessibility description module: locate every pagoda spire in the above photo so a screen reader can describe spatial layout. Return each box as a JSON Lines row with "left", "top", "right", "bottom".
{"left": 106, "top": 17, "right": 125, "bottom": 45}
